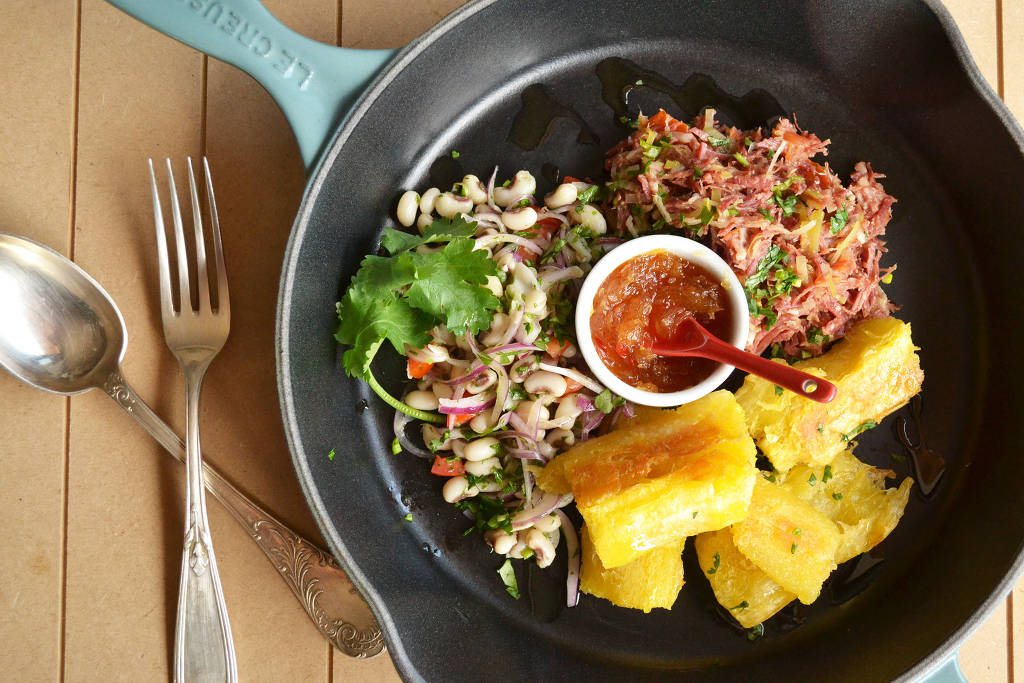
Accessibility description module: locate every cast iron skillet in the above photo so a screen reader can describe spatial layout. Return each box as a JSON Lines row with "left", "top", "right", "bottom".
{"left": 110, "top": 0, "right": 1024, "bottom": 680}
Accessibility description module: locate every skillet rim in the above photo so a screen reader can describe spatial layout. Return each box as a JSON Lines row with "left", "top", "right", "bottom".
{"left": 273, "top": 1, "right": 1024, "bottom": 679}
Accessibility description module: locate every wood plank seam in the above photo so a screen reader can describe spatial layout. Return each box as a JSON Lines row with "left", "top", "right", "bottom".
{"left": 996, "top": 0, "right": 1005, "bottom": 98}
{"left": 59, "top": 2, "right": 85, "bottom": 681}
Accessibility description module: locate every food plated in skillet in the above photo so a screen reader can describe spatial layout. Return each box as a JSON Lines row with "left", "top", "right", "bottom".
{"left": 334, "top": 108, "right": 924, "bottom": 632}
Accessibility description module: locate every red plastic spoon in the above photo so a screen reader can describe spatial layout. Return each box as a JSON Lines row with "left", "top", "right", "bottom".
{"left": 651, "top": 317, "right": 837, "bottom": 403}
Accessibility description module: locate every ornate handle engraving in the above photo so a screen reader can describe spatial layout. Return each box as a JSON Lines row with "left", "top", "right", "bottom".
{"left": 102, "top": 370, "right": 384, "bottom": 658}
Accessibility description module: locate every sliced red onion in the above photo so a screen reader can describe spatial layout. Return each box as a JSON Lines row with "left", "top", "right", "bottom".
{"left": 538, "top": 266, "right": 584, "bottom": 288}
{"left": 511, "top": 491, "right": 573, "bottom": 530}
{"left": 554, "top": 509, "right": 581, "bottom": 607}
{"left": 582, "top": 410, "right": 605, "bottom": 432}
{"left": 522, "top": 465, "right": 534, "bottom": 506}
{"left": 393, "top": 409, "right": 433, "bottom": 459}
{"left": 574, "top": 394, "right": 595, "bottom": 412}
{"left": 622, "top": 401, "right": 636, "bottom": 419}
{"left": 438, "top": 396, "right": 494, "bottom": 415}
{"left": 536, "top": 209, "right": 570, "bottom": 226}
{"left": 507, "top": 448, "right": 546, "bottom": 461}
{"left": 496, "top": 306, "right": 525, "bottom": 348}
{"left": 484, "top": 342, "right": 539, "bottom": 355}
{"left": 476, "top": 233, "right": 544, "bottom": 254}
{"left": 442, "top": 363, "right": 487, "bottom": 385}
{"left": 596, "top": 237, "right": 625, "bottom": 246}
{"left": 486, "top": 166, "right": 500, "bottom": 213}
{"left": 537, "top": 362, "right": 605, "bottom": 394}
{"left": 490, "top": 361, "right": 510, "bottom": 424}
{"left": 464, "top": 330, "right": 482, "bottom": 358}
{"left": 493, "top": 428, "right": 537, "bottom": 448}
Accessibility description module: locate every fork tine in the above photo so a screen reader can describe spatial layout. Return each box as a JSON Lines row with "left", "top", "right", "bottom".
{"left": 165, "top": 159, "right": 191, "bottom": 314}
{"left": 203, "top": 157, "right": 229, "bottom": 314}
{"left": 148, "top": 159, "right": 175, "bottom": 318}
{"left": 187, "top": 158, "right": 211, "bottom": 312}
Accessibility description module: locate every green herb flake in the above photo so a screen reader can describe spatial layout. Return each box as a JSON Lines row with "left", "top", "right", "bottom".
{"left": 747, "top": 623, "right": 765, "bottom": 641}
{"left": 450, "top": 150, "right": 460, "bottom": 159}
{"left": 707, "top": 552, "right": 721, "bottom": 575}
{"left": 576, "top": 184, "right": 600, "bottom": 204}
{"left": 327, "top": 448, "right": 335, "bottom": 461}
{"left": 693, "top": 166, "right": 704, "bottom": 180}
{"left": 829, "top": 206, "right": 849, "bottom": 235}
{"left": 817, "top": 423, "right": 825, "bottom": 434}
{"left": 793, "top": 528, "right": 803, "bottom": 536}
{"left": 840, "top": 419, "right": 878, "bottom": 443}
{"left": 730, "top": 601, "right": 749, "bottom": 611}
{"left": 391, "top": 438, "right": 402, "bottom": 455}
{"left": 822, "top": 465, "right": 833, "bottom": 483}
{"left": 891, "top": 452, "right": 907, "bottom": 464}
{"left": 791, "top": 543, "right": 798, "bottom": 554}
{"left": 497, "top": 559, "right": 520, "bottom": 599}
{"left": 733, "top": 152, "right": 750, "bottom": 167}
{"left": 774, "top": 384, "right": 784, "bottom": 396}
{"left": 832, "top": 492, "right": 844, "bottom": 501}
{"left": 594, "top": 389, "right": 616, "bottom": 414}
{"left": 881, "top": 272, "right": 893, "bottom": 284}
{"left": 808, "top": 473, "right": 817, "bottom": 486}
{"left": 403, "top": 513, "right": 413, "bottom": 522}
{"left": 772, "top": 190, "right": 798, "bottom": 217}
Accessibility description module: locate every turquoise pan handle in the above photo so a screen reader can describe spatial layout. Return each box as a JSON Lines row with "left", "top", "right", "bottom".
{"left": 922, "top": 653, "right": 967, "bottom": 683}
{"left": 105, "top": 0, "right": 395, "bottom": 173}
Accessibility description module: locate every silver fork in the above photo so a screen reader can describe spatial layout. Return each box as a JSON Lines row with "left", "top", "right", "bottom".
{"left": 149, "top": 157, "right": 237, "bottom": 683}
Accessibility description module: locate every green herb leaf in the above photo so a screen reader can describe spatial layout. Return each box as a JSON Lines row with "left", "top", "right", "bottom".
{"left": 840, "top": 419, "right": 877, "bottom": 443}
{"left": 327, "top": 449, "right": 335, "bottom": 461}
{"left": 380, "top": 215, "right": 477, "bottom": 254}
{"left": 829, "top": 206, "right": 849, "bottom": 235}
{"left": 576, "top": 185, "right": 599, "bottom": 204}
{"left": 822, "top": 465, "right": 833, "bottom": 483}
{"left": 497, "top": 559, "right": 520, "bottom": 599}
{"left": 774, "top": 384, "right": 784, "bottom": 396}
{"left": 451, "top": 150, "right": 460, "bottom": 159}
{"left": 594, "top": 389, "right": 616, "bottom": 414}
{"left": 791, "top": 543, "right": 798, "bottom": 554}
{"left": 808, "top": 473, "right": 817, "bottom": 486}
{"left": 733, "top": 152, "right": 750, "bottom": 167}
{"left": 832, "top": 492, "right": 843, "bottom": 500}
{"left": 729, "top": 600, "right": 749, "bottom": 611}
{"left": 391, "top": 438, "right": 402, "bottom": 455}
{"left": 817, "top": 423, "right": 825, "bottom": 434}
{"left": 707, "top": 552, "right": 721, "bottom": 575}
{"left": 772, "top": 190, "right": 798, "bottom": 217}
{"left": 405, "top": 238, "right": 501, "bottom": 336}
{"left": 403, "top": 513, "right": 413, "bottom": 522}
{"left": 747, "top": 623, "right": 764, "bottom": 641}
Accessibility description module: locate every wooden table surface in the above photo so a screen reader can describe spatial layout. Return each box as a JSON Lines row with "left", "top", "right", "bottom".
{"left": 1, "top": 1, "right": 1020, "bottom": 680}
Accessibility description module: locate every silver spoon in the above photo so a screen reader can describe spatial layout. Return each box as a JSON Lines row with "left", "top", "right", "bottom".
{"left": 0, "top": 232, "right": 384, "bottom": 658}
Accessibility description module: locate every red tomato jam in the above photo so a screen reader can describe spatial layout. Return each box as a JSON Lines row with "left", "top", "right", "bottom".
{"left": 590, "top": 249, "right": 733, "bottom": 393}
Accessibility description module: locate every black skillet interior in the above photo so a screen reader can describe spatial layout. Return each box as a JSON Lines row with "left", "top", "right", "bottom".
{"left": 277, "top": 0, "right": 1024, "bottom": 680}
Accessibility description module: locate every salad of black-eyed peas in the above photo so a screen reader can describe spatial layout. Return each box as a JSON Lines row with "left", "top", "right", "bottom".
{"left": 335, "top": 166, "right": 629, "bottom": 607}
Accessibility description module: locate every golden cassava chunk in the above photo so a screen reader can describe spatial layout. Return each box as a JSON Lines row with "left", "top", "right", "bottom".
{"left": 780, "top": 450, "right": 914, "bottom": 563}
{"left": 580, "top": 526, "right": 685, "bottom": 612}
{"left": 731, "top": 477, "right": 840, "bottom": 604}
{"left": 537, "top": 390, "right": 756, "bottom": 568}
{"left": 735, "top": 317, "right": 923, "bottom": 473}
{"left": 695, "top": 528, "right": 795, "bottom": 628}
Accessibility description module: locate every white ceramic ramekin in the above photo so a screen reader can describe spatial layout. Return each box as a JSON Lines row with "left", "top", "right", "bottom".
{"left": 575, "top": 234, "right": 749, "bottom": 407}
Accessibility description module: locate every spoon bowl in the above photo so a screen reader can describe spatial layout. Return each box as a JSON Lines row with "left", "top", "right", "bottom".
{"left": 0, "top": 233, "right": 126, "bottom": 395}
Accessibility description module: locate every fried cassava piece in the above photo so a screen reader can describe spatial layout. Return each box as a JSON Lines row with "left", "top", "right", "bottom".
{"left": 580, "top": 526, "right": 685, "bottom": 613}
{"left": 735, "top": 317, "right": 923, "bottom": 473}
{"left": 537, "top": 390, "right": 756, "bottom": 568}
{"left": 697, "top": 451, "right": 914, "bottom": 624}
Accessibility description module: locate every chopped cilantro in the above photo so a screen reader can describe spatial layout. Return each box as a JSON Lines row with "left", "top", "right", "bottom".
{"left": 791, "top": 543, "right": 798, "bottom": 554}
{"left": 335, "top": 216, "right": 500, "bottom": 423}
{"left": 829, "top": 206, "right": 849, "bottom": 235}
{"left": 576, "top": 184, "right": 600, "bottom": 204}
{"left": 822, "top": 465, "right": 833, "bottom": 483}
{"left": 707, "top": 552, "right": 721, "bottom": 574}
{"left": 693, "top": 166, "right": 704, "bottom": 180}
{"left": 840, "top": 419, "right": 877, "bottom": 443}
{"left": 391, "top": 438, "right": 401, "bottom": 455}
{"left": 747, "top": 623, "right": 765, "bottom": 641}
{"left": 450, "top": 150, "right": 460, "bottom": 159}
{"left": 497, "top": 559, "right": 520, "bottom": 599}
{"left": 817, "top": 423, "right": 825, "bottom": 434}
{"left": 808, "top": 473, "right": 817, "bottom": 486}
{"left": 594, "top": 389, "right": 622, "bottom": 414}
{"left": 832, "top": 492, "right": 843, "bottom": 500}
{"left": 699, "top": 202, "right": 717, "bottom": 227}
{"left": 403, "top": 513, "right": 413, "bottom": 522}
{"left": 733, "top": 152, "right": 750, "bottom": 167}
{"left": 730, "top": 601, "right": 749, "bottom": 611}
{"left": 327, "top": 449, "right": 335, "bottom": 461}
{"left": 540, "top": 238, "right": 568, "bottom": 264}
{"left": 772, "top": 190, "right": 798, "bottom": 217}
{"left": 793, "top": 528, "right": 803, "bottom": 535}
{"left": 881, "top": 272, "right": 893, "bottom": 284}
{"left": 774, "top": 384, "right": 784, "bottom": 396}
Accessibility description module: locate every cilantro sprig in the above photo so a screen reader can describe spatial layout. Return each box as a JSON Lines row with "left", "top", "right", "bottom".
{"left": 743, "top": 244, "right": 801, "bottom": 329}
{"left": 334, "top": 216, "right": 500, "bottom": 422}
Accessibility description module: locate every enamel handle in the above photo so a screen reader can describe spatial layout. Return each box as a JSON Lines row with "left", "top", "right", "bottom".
{"left": 105, "top": 0, "right": 395, "bottom": 172}
{"left": 652, "top": 319, "right": 837, "bottom": 402}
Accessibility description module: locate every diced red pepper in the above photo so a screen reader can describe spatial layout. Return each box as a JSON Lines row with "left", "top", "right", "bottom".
{"left": 446, "top": 412, "right": 476, "bottom": 429}
{"left": 563, "top": 378, "right": 583, "bottom": 394}
{"left": 407, "top": 358, "right": 434, "bottom": 379}
{"left": 545, "top": 337, "right": 572, "bottom": 360}
{"left": 431, "top": 455, "right": 465, "bottom": 476}
{"left": 648, "top": 109, "right": 688, "bottom": 133}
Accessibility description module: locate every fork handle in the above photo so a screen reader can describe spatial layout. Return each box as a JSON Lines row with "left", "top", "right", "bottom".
{"left": 101, "top": 369, "right": 384, "bottom": 658}
{"left": 176, "top": 363, "right": 237, "bottom": 683}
